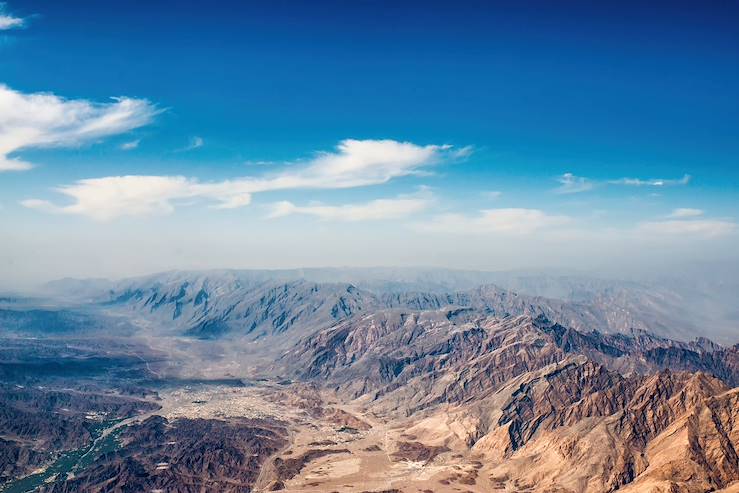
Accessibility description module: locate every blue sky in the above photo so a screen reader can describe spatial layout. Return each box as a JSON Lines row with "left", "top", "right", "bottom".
{"left": 1, "top": 1, "right": 738, "bottom": 285}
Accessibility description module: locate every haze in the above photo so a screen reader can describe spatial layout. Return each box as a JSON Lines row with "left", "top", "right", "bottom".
{"left": 1, "top": 1, "right": 738, "bottom": 289}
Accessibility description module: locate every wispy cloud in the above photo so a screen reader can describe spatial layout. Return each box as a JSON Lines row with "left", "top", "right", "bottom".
{"left": 414, "top": 205, "right": 734, "bottom": 241}
{"left": 417, "top": 208, "right": 571, "bottom": 235}
{"left": 635, "top": 208, "right": 735, "bottom": 238}
{"left": 268, "top": 194, "right": 431, "bottom": 222}
{"left": 0, "top": 3, "right": 24, "bottom": 30}
{"left": 609, "top": 174, "right": 691, "bottom": 187}
{"left": 22, "top": 139, "right": 462, "bottom": 220}
{"left": 482, "top": 190, "right": 503, "bottom": 199}
{"left": 637, "top": 219, "right": 736, "bottom": 238}
{"left": 554, "top": 172, "right": 691, "bottom": 194}
{"left": 119, "top": 139, "right": 140, "bottom": 151}
{"left": 244, "top": 159, "right": 280, "bottom": 167}
{"left": 177, "top": 136, "right": 203, "bottom": 152}
{"left": 450, "top": 145, "right": 474, "bottom": 159}
{"left": 554, "top": 173, "right": 594, "bottom": 194}
{"left": 21, "top": 176, "right": 198, "bottom": 219}
{"left": 668, "top": 208, "right": 703, "bottom": 218}
{"left": 0, "top": 84, "right": 159, "bottom": 172}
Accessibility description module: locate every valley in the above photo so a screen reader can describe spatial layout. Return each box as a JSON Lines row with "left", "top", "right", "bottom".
{"left": 1, "top": 269, "right": 738, "bottom": 492}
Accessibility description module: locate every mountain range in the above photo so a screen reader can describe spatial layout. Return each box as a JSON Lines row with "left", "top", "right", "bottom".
{"left": 0, "top": 268, "right": 737, "bottom": 492}
{"left": 38, "top": 268, "right": 738, "bottom": 347}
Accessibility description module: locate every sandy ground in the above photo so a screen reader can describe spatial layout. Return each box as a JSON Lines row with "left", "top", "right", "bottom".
{"left": 146, "top": 382, "right": 504, "bottom": 492}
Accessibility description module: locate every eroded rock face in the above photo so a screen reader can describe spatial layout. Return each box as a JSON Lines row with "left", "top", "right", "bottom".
{"left": 100, "top": 270, "right": 735, "bottom": 349}
{"left": 282, "top": 311, "right": 739, "bottom": 492}
{"left": 408, "top": 363, "right": 737, "bottom": 493}
{"left": 0, "top": 383, "right": 159, "bottom": 483}
{"left": 0, "top": 438, "right": 46, "bottom": 483}
{"left": 44, "top": 416, "right": 288, "bottom": 493}
{"left": 4, "top": 277, "right": 738, "bottom": 493}
{"left": 486, "top": 377, "right": 739, "bottom": 493}
{"left": 283, "top": 312, "right": 738, "bottom": 413}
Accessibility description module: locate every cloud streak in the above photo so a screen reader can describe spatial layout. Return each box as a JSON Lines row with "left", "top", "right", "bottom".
{"left": 0, "top": 3, "right": 23, "bottom": 30}
{"left": 555, "top": 173, "right": 594, "bottom": 194}
{"left": 609, "top": 174, "right": 691, "bottom": 187}
{"left": 177, "top": 136, "right": 204, "bottom": 152}
{"left": 668, "top": 208, "right": 703, "bottom": 218}
{"left": 417, "top": 208, "right": 571, "bottom": 235}
{"left": 22, "top": 139, "right": 461, "bottom": 220}
{"left": 268, "top": 195, "right": 430, "bottom": 222}
{"left": 482, "top": 190, "right": 503, "bottom": 199}
{"left": 638, "top": 219, "right": 736, "bottom": 238}
{"left": 554, "top": 172, "right": 691, "bottom": 194}
{"left": 0, "top": 85, "right": 159, "bottom": 171}
{"left": 415, "top": 205, "right": 735, "bottom": 241}
{"left": 120, "top": 139, "right": 140, "bottom": 151}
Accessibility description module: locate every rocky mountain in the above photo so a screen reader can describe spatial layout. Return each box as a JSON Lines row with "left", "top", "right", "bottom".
{"left": 279, "top": 311, "right": 739, "bottom": 492}
{"left": 103, "top": 274, "right": 373, "bottom": 348}
{"left": 0, "top": 382, "right": 159, "bottom": 483}
{"left": 281, "top": 311, "right": 738, "bottom": 406}
{"left": 43, "top": 416, "right": 287, "bottom": 493}
{"left": 40, "top": 268, "right": 739, "bottom": 344}
{"left": 469, "top": 366, "right": 739, "bottom": 492}
{"left": 69, "top": 269, "right": 735, "bottom": 361}
{"left": 4, "top": 270, "right": 736, "bottom": 492}
{"left": 379, "top": 284, "right": 700, "bottom": 340}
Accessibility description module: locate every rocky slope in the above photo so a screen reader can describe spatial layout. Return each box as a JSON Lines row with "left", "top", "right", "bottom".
{"left": 42, "top": 268, "right": 739, "bottom": 343}
{"left": 92, "top": 270, "right": 734, "bottom": 360}
{"left": 277, "top": 311, "right": 739, "bottom": 492}
{"left": 43, "top": 416, "right": 288, "bottom": 493}
{"left": 8, "top": 271, "right": 737, "bottom": 492}
{"left": 471, "top": 369, "right": 739, "bottom": 493}
{"left": 0, "top": 383, "right": 159, "bottom": 483}
{"left": 281, "top": 311, "right": 738, "bottom": 408}
{"left": 105, "top": 274, "right": 373, "bottom": 344}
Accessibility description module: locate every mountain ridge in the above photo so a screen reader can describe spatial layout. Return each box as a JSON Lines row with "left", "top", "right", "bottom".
{"left": 38, "top": 267, "right": 739, "bottom": 343}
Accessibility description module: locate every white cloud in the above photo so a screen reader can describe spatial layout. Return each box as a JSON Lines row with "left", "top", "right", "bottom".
{"left": 634, "top": 209, "right": 737, "bottom": 239}
{"left": 179, "top": 136, "right": 204, "bottom": 151}
{"left": 482, "top": 190, "right": 502, "bottom": 199}
{"left": 0, "top": 3, "right": 24, "bottom": 30}
{"left": 0, "top": 84, "right": 159, "bottom": 171}
{"left": 268, "top": 195, "right": 430, "bottom": 222}
{"left": 284, "top": 139, "right": 450, "bottom": 188}
{"left": 638, "top": 219, "right": 736, "bottom": 238}
{"left": 22, "top": 176, "right": 202, "bottom": 220}
{"left": 22, "top": 139, "right": 460, "bottom": 220}
{"left": 555, "top": 173, "right": 594, "bottom": 194}
{"left": 450, "top": 145, "right": 474, "bottom": 159}
{"left": 554, "top": 172, "right": 691, "bottom": 194}
{"left": 244, "top": 159, "right": 279, "bottom": 167}
{"left": 668, "top": 208, "right": 703, "bottom": 218}
{"left": 609, "top": 174, "right": 691, "bottom": 187}
{"left": 120, "top": 139, "right": 140, "bottom": 151}
{"left": 417, "top": 208, "right": 571, "bottom": 235}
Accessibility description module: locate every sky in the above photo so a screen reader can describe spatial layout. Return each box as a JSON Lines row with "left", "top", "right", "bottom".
{"left": 1, "top": 0, "right": 738, "bottom": 287}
